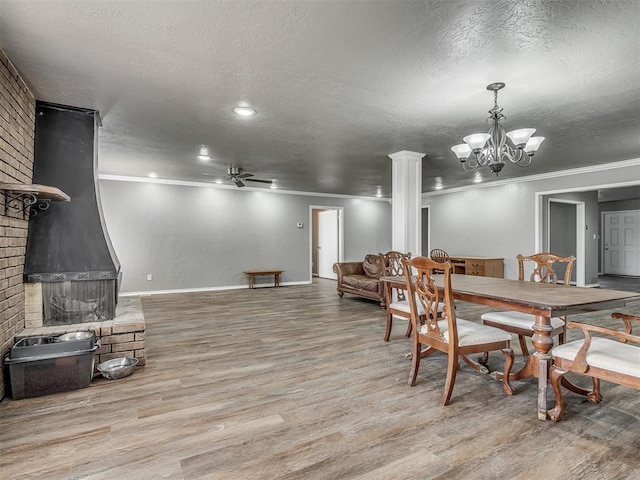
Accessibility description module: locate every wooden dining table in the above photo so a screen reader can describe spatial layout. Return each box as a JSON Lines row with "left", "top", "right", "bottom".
{"left": 381, "top": 274, "right": 640, "bottom": 420}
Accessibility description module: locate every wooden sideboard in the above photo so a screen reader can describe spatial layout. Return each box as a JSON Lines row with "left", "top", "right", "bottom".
{"left": 449, "top": 256, "right": 504, "bottom": 278}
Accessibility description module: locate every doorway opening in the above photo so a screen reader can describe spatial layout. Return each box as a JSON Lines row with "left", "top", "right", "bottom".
{"left": 421, "top": 206, "right": 430, "bottom": 257}
{"left": 547, "top": 199, "right": 584, "bottom": 285}
{"left": 310, "top": 206, "right": 344, "bottom": 281}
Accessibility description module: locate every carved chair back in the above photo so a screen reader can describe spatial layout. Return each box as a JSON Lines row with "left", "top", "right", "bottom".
{"left": 402, "top": 256, "right": 456, "bottom": 345}
{"left": 381, "top": 251, "right": 411, "bottom": 301}
{"left": 429, "top": 248, "right": 450, "bottom": 264}
{"left": 517, "top": 253, "right": 576, "bottom": 286}
{"left": 429, "top": 248, "right": 450, "bottom": 274}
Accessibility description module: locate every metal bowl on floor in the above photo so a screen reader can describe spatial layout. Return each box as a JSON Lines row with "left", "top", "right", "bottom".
{"left": 97, "top": 357, "right": 139, "bottom": 380}
{"left": 57, "top": 331, "right": 94, "bottom": 342}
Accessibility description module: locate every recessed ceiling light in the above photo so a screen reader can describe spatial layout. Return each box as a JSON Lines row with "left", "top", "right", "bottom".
{"left": 435, "top": 177, "right": 443, "bottom": 190}
{"left": 215, "top": 179, "right": 223, "bottom": 184}
{"left": 270, "top": 181, "right": 277, "bottom": 189}
{"left": 197, "top": 145, "right": 211, "bottom": 161}
{"left": 148, "top": 172, "right": 158, "bottom": 178}
{"left": 233, "top": 106, "right": 256, "bottom": 116}
{"left": 473, "top": 172, "right": 483, "bottom": 183}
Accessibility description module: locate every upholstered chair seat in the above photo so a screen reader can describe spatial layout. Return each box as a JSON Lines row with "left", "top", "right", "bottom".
{"left": 424, "top": 318, "right": 513, "bottom": 347}
{"left": 552, "top": 337, "right": 639, "bottom": 378}
{"left": 481, "top": 311, "right": 565, "bottom": 333}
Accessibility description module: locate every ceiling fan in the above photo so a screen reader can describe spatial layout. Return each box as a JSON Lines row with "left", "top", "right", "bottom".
{"left": 226, "top": 166, "right": 273, "bottom": 188}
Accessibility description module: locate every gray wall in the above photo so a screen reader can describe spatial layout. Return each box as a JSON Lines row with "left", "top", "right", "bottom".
{"left": 100, "top": 180, "right": 391, "bottom": 294}
{"left": 423, "top": 163, "right": 639, "bottom": 281}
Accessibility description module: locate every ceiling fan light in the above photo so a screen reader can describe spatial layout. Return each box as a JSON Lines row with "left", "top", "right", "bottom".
{"left": 463, "top": 133, "right": 490, "bottom": 152}
{"left": 524, "top": 136, "right": 545, "bottom": 155}
{"left": 506, "top": 128, "right": 536, "bottom": 148}
{"left": 451, "top": 143, "right": 472, "bottom": 160}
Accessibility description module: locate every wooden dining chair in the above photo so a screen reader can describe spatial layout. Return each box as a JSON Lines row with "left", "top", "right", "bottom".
{"left": 429, "top": 248, "right": 450, "bottom": 264}
{"left": 381, "top": 251, "right": 413, "bottom": 341}
{"left": 429, "top": 248, "right": 450, "bottom": 274}
{"left": 480, "top": 253, "right": 576, "bottom": 360}
{"left": 402, "top": 256, "right": 515, "bottom": 405}
{"left": 548, "top": 313, "right": 640, "bottom": 422}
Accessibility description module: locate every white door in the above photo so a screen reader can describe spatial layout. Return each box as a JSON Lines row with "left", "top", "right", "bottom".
{"left": 604, "top": 211, "right": 640, "bottom": 276}
{"left": 318, "top": 209, "right": 339, "bottom": 280}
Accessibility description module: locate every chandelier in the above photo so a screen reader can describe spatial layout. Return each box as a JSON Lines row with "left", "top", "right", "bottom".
{"left": 451, "top": 82, "right": 545, "bottom": 175}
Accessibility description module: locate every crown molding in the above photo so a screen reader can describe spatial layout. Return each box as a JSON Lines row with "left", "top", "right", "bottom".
{"left": 422, "top": 158, "right": 640, "bottom": 198}
{"left": 98, "top": 174, "right": 389, "bottom": 202}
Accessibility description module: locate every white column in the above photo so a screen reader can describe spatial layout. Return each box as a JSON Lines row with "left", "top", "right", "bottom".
{"left": 388, "top": 150, "right": 424, "bottom": 256}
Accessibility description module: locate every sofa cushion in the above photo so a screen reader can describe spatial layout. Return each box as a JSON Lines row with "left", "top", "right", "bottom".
{"left": 343, "top": 274, "right": 380, "bottom": 293}
{"left": 362, "top": 254, "right": 384, "bottom": 278}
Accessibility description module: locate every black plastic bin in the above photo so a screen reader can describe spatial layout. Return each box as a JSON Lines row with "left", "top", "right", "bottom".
{"left": 5, "top": 331, "right": 98, "bottom": 399}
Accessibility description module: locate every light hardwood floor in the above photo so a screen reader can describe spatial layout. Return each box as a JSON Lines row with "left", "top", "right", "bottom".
{"left": 1, "top": 279, "right": 639, "bottom": 479}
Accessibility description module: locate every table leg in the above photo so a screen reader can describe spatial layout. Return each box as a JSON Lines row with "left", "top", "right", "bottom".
{"left": 275, "top": 273, "right": 280, "bottom": 287}
{"left": 531, "top": 314, "right": 554, "bottom": 420}
{"left": 248, "top": 274, "right": 254, "bottom": 289}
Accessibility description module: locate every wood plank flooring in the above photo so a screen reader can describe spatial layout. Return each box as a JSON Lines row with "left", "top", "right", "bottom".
{"left": 1, "top": 279, "right": 639, "bottom": 479}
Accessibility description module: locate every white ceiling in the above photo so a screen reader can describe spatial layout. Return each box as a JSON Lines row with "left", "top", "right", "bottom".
{"left": 1, "top": 0, "right": 639, "bottom": 197}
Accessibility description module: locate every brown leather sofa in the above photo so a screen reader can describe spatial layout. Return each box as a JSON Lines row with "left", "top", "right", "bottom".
{"left": 333, "top": 251, "right": 410, "bottom": 306}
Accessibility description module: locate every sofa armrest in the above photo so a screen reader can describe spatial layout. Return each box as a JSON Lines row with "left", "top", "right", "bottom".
{"left": 333, "top": 262, "right": 365, "bottom": 281}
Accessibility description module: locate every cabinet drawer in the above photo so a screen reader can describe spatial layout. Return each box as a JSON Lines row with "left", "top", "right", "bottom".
{"left": 467, "top": 263, "right": 485, "bottom": 275}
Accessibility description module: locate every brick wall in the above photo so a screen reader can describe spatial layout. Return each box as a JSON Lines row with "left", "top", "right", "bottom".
{"left": 0, "top": 50, "right": 36, "bottom": 400}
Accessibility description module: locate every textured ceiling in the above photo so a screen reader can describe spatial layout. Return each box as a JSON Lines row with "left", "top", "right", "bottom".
{"left": 0, "top": 0, "right": 639, "bottom": 197}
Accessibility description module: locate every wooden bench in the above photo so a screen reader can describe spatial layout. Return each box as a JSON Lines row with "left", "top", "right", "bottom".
{"left": 244, "top": 270, "right": 283, "bottom": 289}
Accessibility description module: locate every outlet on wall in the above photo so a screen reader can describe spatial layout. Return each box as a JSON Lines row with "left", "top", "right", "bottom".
{"left": 147, "top": 274, "right": 153, "bottom": 281}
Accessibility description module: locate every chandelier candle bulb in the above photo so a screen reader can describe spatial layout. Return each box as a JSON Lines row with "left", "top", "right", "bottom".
{"left": 463, "top": 133, "right": 491, "bottom": 153}
{"left": 524, "top": 137, "right": 545, "bottom": 155}
{"left": 451, "top": 144, "right": 472, "bottom": 161}
{"left": 506, "top": 128, "right": 536, "bottom": 148}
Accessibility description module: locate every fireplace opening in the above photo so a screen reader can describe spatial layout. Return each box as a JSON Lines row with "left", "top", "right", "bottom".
{"left": 42, "top": 280, "right": 117, "bottom": 326}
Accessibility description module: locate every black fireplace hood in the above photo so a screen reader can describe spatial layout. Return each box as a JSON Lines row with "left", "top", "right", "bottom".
{"left": 25, "top": 101, "right": 120, "bottom": 283}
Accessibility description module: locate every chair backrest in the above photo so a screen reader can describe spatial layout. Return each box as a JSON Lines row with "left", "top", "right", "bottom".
{"left": 429, "top": 248, "right": 450, "bottom": 273}
{"left": 402, "top": 256, "right": 457, "bottom": 344}
{"left": 517, "top": 253, "right": 576, "bottom": 286}
{"left": 381, "top": 251, "right": 411, "bottom": 277}
{"left": 429, "top": 248, "right": 450, "bottom": 263}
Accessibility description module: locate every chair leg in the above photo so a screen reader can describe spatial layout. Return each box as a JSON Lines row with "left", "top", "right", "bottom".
{"left": 478, "top": 351, "right": 489, "bottom": 365}
{"left": 547, "top": 365, "right": 567, "bottom": 422}
{"left": 441, "top": 352, "right": 459, "bottom": 406}
{"left": 405, "top": 320, "right": 412, "bottom": 338}
{"left": 587, "top": 378, "right": 602, "bottom": 404}
{"left": 460, "top": 354, "right": 489, "bottom": 374}
{"left": 384, "top": 311, "right": 393, "bottom": 342}
{"left": 518, "top": 335, "right": 530, "bottom": 357}
{"left": 501, "top": 348, "right": 515, "bottom": 395}
{"left": 408, "top": 341, "right": 421, "bottom": 386}
{"left": 559, "top": 317, "right": 567, "bottom": 345}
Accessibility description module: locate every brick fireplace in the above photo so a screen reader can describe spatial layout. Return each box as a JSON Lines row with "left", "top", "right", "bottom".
{"left": 18, "top": 101, "right": 145, "bottom": 367}
{"left": 22, "top": 283, "right": 145, "bottom": 367}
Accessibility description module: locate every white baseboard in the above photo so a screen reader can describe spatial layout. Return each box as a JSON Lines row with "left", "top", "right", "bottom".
{"left": 119, "top": 280, "right": 311, "bottom": 297}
